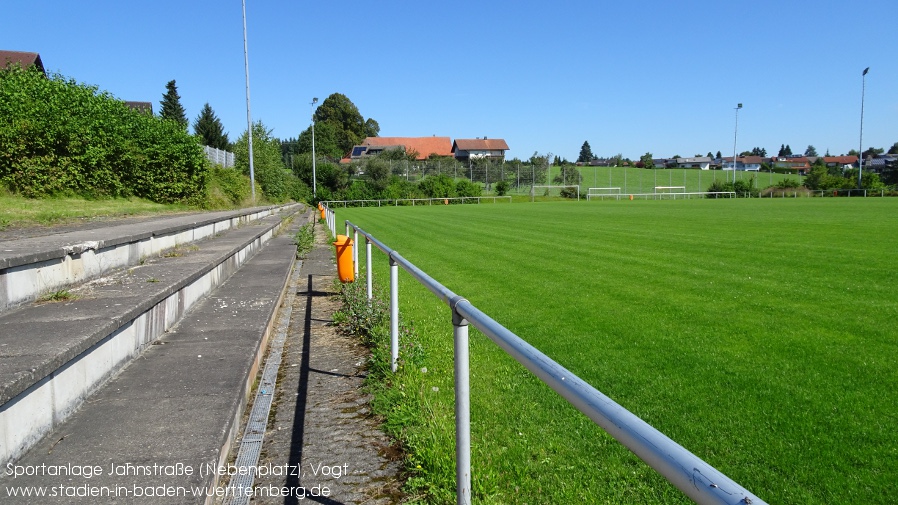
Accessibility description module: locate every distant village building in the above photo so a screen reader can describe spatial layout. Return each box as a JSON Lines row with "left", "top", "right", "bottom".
{"left": 721, "top": 156, "right": 763, "bottom": 172}
{"left": 349, "top": 136, "right": 453, "bottom": 161}
{"left": 451, "top": 138, "right": 510, "bottom": 162}
{"left": 675, "top": 157, "right": 712, "bottom": 170}
{"left": 125, "top": 101, "right": 153, "bottom": 114}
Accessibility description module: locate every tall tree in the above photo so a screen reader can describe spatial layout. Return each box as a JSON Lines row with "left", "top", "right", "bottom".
{"left": 805, "top": 145, "right": 818, "bottom": 157}
{"left": 577, "top": 141, "right": 595, "bottom": 163}
{"left": 715, "top": 150, "right": 722, "bottom": 159}
{"left": 640, "top": 152, "right": 654, "bottom": 169}
{"left": 778, "top": 144, "right": 786, "bottom": 157}
{"left": 159, "top": 80, "right": 187, "bottom": 129}
{"left": 193, "top": 103, "right": 229, "bottom": 150}
{"left": 888, "top": 142, "right": 898, "bottom": 155}
{"left": 312, "top": 93, "right": 379, "bottom": 156}
{"left": 862, "top": 147, "right": 884, "bottom": 158}
{"left": 784, "top": 144, "right": 793, "bottom": 156}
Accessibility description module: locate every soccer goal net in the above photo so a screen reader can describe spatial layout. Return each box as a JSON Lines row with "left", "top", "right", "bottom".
{"left": 530, "top": 185, "right": 580, "bottom": 201}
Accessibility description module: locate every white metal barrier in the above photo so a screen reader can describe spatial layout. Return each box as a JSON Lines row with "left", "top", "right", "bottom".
{"left": 338, "top": 210, "right": 766, "bottom": 505}
{"left": 323, "top": 196, "right": 512, "bottom": 208}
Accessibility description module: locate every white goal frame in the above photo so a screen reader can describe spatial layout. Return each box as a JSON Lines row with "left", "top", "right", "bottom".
{"left": 587, "top": 187, "right": 622, "bottom": 201}
{"left": 654, "top": 186, "right": 686, "bottom": 194}
{"left": 530, "top": 185, "right": 580, "bottom": 201}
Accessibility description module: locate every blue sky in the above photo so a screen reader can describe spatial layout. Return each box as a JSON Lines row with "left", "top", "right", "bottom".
{"left": 5, "top": 0, "right": 896, "bottom": 161}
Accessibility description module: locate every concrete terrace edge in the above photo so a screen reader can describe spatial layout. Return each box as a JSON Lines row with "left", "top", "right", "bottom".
{"left": 0, "top": 209, "right": 300, "bottom": 467}
{"left": 206, "top": 239, "right": 300, "bottom": 502}
{"left": 0, "top": 204, "right": 299, "bottom": 312}
{"left": 0, "top": 214, "right": 288, "bottom": 406}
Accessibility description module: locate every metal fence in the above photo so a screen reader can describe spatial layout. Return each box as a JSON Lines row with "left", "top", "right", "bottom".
{"left": 203, "top": 145, "right": 235, "bottom": 168}
{"left": 322, "top": 204, "right": 766, "bottom": 505}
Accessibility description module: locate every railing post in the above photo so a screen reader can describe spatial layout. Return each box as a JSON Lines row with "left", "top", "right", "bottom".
{"left": 450, "top": 296, "right": 471, "bottom": 505}
{"left": 353, "top": 229, "right": 359, "bottom": 279}
{"left": 389, "top": 255, "right": 399, "bottom": 373}
{"left": 366, "top": 237, "right": 373, "bottom": 300}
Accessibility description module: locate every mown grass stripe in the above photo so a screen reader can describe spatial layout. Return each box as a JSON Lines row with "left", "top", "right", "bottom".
{"left": 340, "top": 198, "right": 898, "bottom": 504}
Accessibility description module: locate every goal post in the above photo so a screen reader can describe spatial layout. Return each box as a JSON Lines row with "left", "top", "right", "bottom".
{"left": 530, "top": 185, "right": 580, "bottom": 201}
{"left": 587, "top": 187, "right": 622, "bottom": 201}
{"left": 654, "top": 186, "right": 686, "bottom": 193}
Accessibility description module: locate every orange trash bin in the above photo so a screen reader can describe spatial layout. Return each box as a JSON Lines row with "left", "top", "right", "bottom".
{"left": 333, "top": 235, "right": 355, "bottom": 283}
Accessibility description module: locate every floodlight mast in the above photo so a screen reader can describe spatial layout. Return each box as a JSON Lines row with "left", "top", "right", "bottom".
{"left": 732, "top": 103, "right": 742, "bottom": 185}
{"left": 242, "top": 0, "right": 255, "bottom": 203}
{"left": 311, "top": 97, "right": 318, "bottom": 198}
{"left": 858, "top": 67, "right": 869, "bottom": 190}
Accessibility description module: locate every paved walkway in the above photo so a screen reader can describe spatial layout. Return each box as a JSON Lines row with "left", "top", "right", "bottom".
{"left": 226, "top": 222, "right": 404, "bottom": 504}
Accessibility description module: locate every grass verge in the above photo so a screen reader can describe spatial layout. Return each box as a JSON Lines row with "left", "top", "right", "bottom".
{"left": 0, "top": 193, "right": 190, "bottom": 229}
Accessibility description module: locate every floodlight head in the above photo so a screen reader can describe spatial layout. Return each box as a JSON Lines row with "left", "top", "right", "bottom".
{"left": 862, "top": 67, "right": 869, "bottom": 76}
{"left": 737, "top": 103, "right": 743, "bottom": 109}
{"left": 312, "top": 97, "right": 318, "bottom": 104}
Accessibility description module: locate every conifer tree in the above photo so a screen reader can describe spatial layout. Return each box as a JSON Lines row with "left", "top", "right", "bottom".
{"left": 577, "top": 141, "right": 595, "bottom": 163}
{"left": 160, "top": 79, "right": 188, "bottom": 130}
{"left": 193, "top": 103, "right": 230, "bottom": 150}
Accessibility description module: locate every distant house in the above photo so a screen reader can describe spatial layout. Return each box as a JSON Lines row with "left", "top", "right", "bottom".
{"left": 0, "top": 50, "right": 46, "bottom": 76}
{"left": 722, "top": 156, "right": 763, "bottom": 171}
{"left": 770, "top": 156, "right": 811, "bottom": 174}
{"left": 822, "top": 156, "right": 858, "bottom": 170}
{"left": 867, "top": 156, "right": 897, "bottom": 174}
{"left": 349, "top": 136, "right": 453, "bottom": 161}
{"left": 452, "top": 138, "right": 509, "bottom": 162}
{"left": 675, "top": 157, "right": 712, "bottom": 170}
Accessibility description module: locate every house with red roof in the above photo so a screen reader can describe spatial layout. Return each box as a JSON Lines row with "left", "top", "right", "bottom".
{"left": 349, "top": 136, "right": 453, "bottom": 161}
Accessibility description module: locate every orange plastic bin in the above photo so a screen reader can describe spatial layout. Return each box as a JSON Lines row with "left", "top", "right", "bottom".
{"left": 333, "top": 235, "right": 355, "bottom": 283}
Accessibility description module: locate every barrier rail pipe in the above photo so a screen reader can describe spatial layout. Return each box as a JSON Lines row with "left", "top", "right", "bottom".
{"left": 343, "top": 218, "right": 765, "bottom": 505}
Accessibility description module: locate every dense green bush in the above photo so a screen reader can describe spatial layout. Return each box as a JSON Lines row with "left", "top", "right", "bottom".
{"left": 234, "top": 120, "right": 310, "bottom": 203}
{"left": 455, "top": 179, "right": 482, "bottom": 197}
{"left": 206, "top": 164, "right": 251, "bottom": 207}
{"left": 418, "top": 174, "right": 457, "bottom": 198}
{"left": 0, "top": 66, "right": 207, "bottom": 203}
{"left": 706, "top": 178, "right": 759, "bottom": 198}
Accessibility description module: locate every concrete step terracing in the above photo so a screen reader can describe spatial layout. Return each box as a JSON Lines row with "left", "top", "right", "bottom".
{"left": 0, "top": 218, "right": 307, "bottom": 503}
{"left": 0, "top": 206, "right": 307, "bottom": 469}
{"left": 0, "top": 204, "right": 298, "bottom": 313}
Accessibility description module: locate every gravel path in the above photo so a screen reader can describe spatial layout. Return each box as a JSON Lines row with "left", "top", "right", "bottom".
{"left": 243, "top": 222, "right": 404, "bottom": 504}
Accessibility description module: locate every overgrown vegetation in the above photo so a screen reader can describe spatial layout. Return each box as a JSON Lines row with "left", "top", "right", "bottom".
{"left": 332, "top": 277, "right": 431, "bottom": 497}
{"left": 0, "top": 191, "right": 189, "bottom": 229}
{"left": 0, "top": 66, "right": 207, "bottom": 203}
{"left": 38, "top": 289, "right": 77, "bottom": 302}
{"left": 234, "top": 121, "right": 310, "bottom": 203}
{"left": 293, "top": 223, "right": 314, "bottom": 258}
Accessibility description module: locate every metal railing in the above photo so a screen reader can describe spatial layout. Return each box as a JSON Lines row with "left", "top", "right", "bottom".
{"left": 335, "top": 207, "right": 766, "bottom": 505}
{"left": 322, "top": 196, "right": 512, "bottom": 208}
